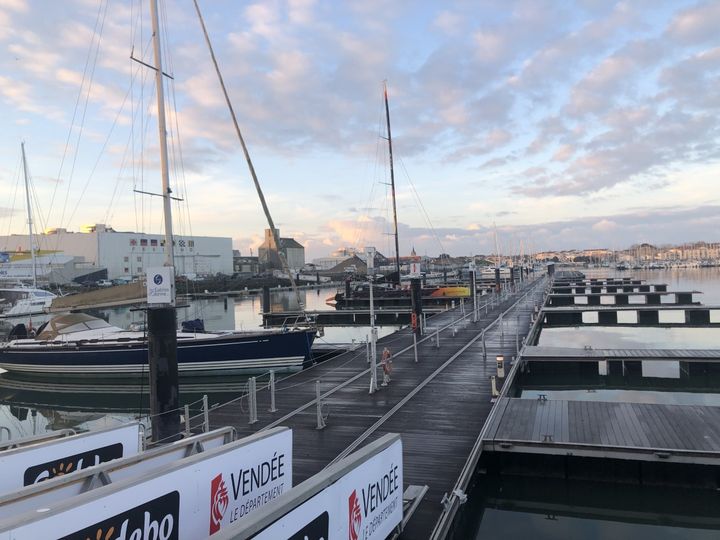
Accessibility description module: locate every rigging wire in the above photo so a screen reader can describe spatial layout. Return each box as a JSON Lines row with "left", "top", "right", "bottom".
{"left": 57, "top": 0, "right": 109, "bottom": 233}
{"left": 2, "top": 153, "right": 23, "bottom": 250}
{"left": 397, "top": 155, "right": 448, "bottom": 257}
{"left": 46, "top": 0, "right": 107, "bottom": 231}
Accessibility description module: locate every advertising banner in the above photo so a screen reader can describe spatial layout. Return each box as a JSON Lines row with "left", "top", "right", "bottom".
{"left": 146, "top": 266, "right": 174, "bottom": 305}
{"left": 0, "top": 427, "right": 292, "bottom": 540}
{"left": 0, "top": 423, "right": 141, "bottom": 495}
{"left": 253, "top": 437, "right": 402, "bottom": 540}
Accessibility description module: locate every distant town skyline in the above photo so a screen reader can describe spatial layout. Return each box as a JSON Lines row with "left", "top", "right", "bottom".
{"left": 0, "top": 1, "right": 718, "bottom": 260}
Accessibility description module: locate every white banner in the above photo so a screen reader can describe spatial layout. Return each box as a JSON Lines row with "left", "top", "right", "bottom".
{"left": 0, "top": 428, "right": 292, "bottom": 540}
{"left": 0, "top": 423, "right": 140, "bottom": 495}
{"left": 253, "top": 438, "right": 402, "bottom": 540}
{"left": 146, "top": 266, "right": 174, "bottom": 305}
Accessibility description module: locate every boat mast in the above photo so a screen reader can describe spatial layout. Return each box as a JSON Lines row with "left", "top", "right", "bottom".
{"left": 149, "top": 0, "right": 175, "bottom": 275}
{"left": 20, "top": 142, "right": 37, "bottom": 289}
{"left": 192, "top": 0, "right": 305, "bottom": 311}
{"left": 383, "top": 81, "right": 401, "bottom": 287}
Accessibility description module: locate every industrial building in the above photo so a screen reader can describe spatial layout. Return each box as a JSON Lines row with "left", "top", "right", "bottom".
{"left": 0, "top": 224, "right": 233, "bottom": 283}
{"left": 258, "top": 228, "right": 305, "bottom": 271}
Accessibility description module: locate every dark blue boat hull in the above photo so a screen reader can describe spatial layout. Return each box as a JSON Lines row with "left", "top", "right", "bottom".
{"left": 0, "top": 329, "right": 316, "bottom": 377}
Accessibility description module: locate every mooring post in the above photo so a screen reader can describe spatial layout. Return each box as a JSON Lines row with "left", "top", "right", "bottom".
{"left": 366, "top": 336, "right": 370, "bottom": 363}
{"left": 148, "top": 306, "right": 181, "bottom": 443}
{"left": 413, "top": 333, "right": 418, "bottom": 363}
{"left": 316, "top": 380, "right": 326, "bottom": 429}
{"left": 202, "top": 394, "right": 209, "bottom": 433}
{"left": 436, "top": 327, "right": 440, "bottom": 348}
{"left": 269, "top": 370, "right": 277, "bottom": 413}
{"left": 500, "top": 312, "right": 504, "bottom": 336}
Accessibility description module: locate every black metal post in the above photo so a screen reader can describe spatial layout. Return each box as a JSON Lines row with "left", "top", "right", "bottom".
{"left": 148, "top": 306, "right": 180, "bottom": 443}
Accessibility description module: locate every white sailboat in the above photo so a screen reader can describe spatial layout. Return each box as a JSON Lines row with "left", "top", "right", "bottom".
{"left": 0, "top": 143, "right": 57, "bottom": 319}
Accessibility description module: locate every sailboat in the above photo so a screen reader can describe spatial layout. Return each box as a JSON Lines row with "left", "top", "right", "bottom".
{"left": 0, "top": 143, "right": 57, "bottom": 319}
{"left": 0, "top": 3, "right": 315, "bottom": 377}
{"left": 332, "top": 83, "right": 469, "bottom": 309}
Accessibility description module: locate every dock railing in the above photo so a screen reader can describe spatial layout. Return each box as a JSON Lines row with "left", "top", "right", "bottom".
{"left": 143, "top": 275, "right": 546, "bottom": 448}
{"left": 429, "top": 278, "right": 549, "bottom": 539}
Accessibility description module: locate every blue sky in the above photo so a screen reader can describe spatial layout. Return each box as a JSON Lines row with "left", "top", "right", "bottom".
{"left": 0, "top": 0, "right": 719, "bottom": 259}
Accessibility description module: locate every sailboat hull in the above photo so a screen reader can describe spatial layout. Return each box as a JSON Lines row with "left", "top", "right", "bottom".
{"left": 0, "top": 329, "right": 316, "bottom": 377}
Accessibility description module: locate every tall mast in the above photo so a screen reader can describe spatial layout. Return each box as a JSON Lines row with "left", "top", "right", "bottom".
{"left": 383, "top": 81, "right": 401, "bottom": 287}
{"left": 21, "top": 142, "right": 37, "bottom": 288}
{"left": 193, "top": 0, "right": 305, "bottom": 311}
{"left": 149, "top": 0, "right": 175, "bottom": 274}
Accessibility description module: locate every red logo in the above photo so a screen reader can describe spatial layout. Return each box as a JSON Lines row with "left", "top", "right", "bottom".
{"left": 209, "top": 473, "right": 229, "bottom": 535}
{"left": 348, "top": 489, "right": 362, "bottom": 540}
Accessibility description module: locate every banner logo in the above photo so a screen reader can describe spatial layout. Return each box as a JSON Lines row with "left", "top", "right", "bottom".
{"left": 209, "top": 473, "right": 229, "bottom": 535}
{"left": 348, "top": 489, "right": 362, "bottom": 540}
{"left": 24, "top": 443, "right": 124, "bottom": 486}
{"left": 288, "top": 512, "right": 329, "bottom": 540}
{"left": 60, "top": 491, "right": 179, "bottom": 540}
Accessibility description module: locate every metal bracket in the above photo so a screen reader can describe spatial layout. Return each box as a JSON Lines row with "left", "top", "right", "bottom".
{"left": 184, "top": 440, "right": 205, "bottom": 457}
{"left": 85, "top": 471, "right": 112, "bottom": 491}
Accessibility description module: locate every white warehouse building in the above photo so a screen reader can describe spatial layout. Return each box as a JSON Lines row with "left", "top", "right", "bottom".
{"left": 0, "top": 224, "right": 233, "bottom": 281}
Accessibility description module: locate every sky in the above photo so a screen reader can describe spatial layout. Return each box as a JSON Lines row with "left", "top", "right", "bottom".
{"left": 0, "top": 0, "right": 719, "bottom": 260}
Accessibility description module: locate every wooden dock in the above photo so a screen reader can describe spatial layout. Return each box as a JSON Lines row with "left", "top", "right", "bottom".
{"left": 485, "top": 397, "right": 720, "bottom": 465}
{"left": 522, "top": 346, "right": 720, "bottom": 362}
{"left": 207, "top": 279, "right": 547, "bottom": 538}
{"left": 262, "top": 307, "right": 446, "bottom": 327}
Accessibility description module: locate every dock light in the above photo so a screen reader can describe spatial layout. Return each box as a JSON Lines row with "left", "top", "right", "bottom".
{"left": 496, "top": 355, "right": 505, "bottom": 378}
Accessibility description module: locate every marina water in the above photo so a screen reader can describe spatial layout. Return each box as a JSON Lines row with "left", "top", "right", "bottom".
{"left": 453, "top": 267, "right": 720, "bottom": 539}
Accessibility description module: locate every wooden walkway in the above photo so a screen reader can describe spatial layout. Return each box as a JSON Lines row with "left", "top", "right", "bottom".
{"left": 542, "top": 304, "right": 720, "bottom": 312}
{"left": 522, "top": 346, "right": 720, "bottom": 362}
{"left": 208, "top": 279, "right": 546, "bottom": 539}
{"left": 485, "top": 397, "right": 720, "bottom": 464}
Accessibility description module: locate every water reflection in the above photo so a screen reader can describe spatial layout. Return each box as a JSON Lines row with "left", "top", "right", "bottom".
{"left": 538, "top": 326, "right": 720, "bottom": 349}
{"left": 455, "top": 474, "right": 720, "bottom": 539}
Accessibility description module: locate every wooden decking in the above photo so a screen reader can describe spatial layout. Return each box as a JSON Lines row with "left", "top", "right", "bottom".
{"left": 522, "top": 346, "right": 720, "bottom": 361}
{"left": 542, "top": 304, "right": 720, "bottom": 311}
{"left": 485, "top": 397, "right": 720, "bottom": 464}
{"left": 207, "top": 279, "right": 546, "bottom": 539}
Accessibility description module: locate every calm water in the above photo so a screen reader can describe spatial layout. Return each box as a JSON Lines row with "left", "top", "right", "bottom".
{"left": 454, "top": 475, "right": 720, "bottom": 539}
{"left": 0, "top": 286, "right": 400, "bottom": 439}
{"left": 456, "top": 267, "right": 720, "bottom": 538}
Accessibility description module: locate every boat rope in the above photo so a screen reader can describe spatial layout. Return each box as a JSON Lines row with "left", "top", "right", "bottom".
{"left": 192, "top": 0, "right": 307, "bottom": 318}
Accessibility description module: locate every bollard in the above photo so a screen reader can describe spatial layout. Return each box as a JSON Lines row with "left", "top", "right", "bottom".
{"left": 500, "top": 313, "right": 504, "bottom": 336}
{"left": 413, "top": 333, "right": 418, "bottom": 363}
{"left": 490, "top": 376, "right": 499, "bottom": 399}
{"left": 184, "top": 404, "right": 191, "bottom": 436}
{"left": 203, "top": 394, "right": 210, "bottom": 433}
{"left": 481, "top": 329, "right": 487, "bottom": 361}
{"left": 515, "top": 317, "right": 520, "bottom": 354}
{"left": 366, "top": 336, "right": 370, "bottom": 364}
{"left": 269, "top": 370, "right": 277, "bottom": 413}
{"left": 436, "top": 327, "right": 440, "bottom": 349}
{"left": 496, "top": 355, "right": 505, "bottom": 378}
{"left": 316, "top": 380, "right": 326, "bottom": 430}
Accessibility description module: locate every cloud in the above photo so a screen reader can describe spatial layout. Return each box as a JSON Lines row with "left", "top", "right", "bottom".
{"left": 667, "top": 1, "right": 720, "bottom": 45}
